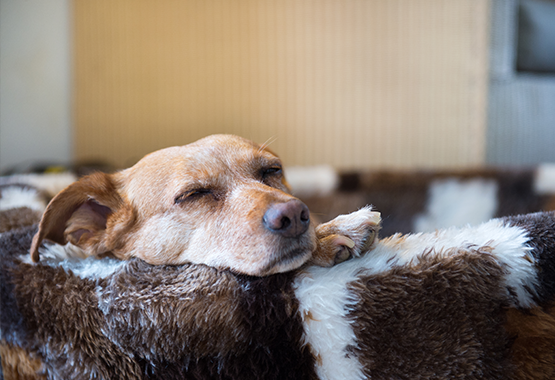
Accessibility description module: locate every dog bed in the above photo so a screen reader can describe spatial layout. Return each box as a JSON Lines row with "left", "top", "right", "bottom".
{"left": 2, "top": 182, "right": 555, "bottom": 379}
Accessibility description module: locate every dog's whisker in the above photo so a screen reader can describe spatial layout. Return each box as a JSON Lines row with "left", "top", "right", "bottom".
{"left": 258, "top": 136, "right": 278, "bottom": 153}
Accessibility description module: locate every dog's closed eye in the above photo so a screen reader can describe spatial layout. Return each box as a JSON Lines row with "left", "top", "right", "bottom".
{"left": 174, "top": 188, "right": 214, "bottom": 204}
{"left": 261, "top": 166, "right": 283, "bottom": 182}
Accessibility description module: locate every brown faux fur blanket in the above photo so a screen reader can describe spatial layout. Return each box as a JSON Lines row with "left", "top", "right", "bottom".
{"left": 1, "top": 225, "right": 314, "bottom": 379}
{"left": 2, "top": 183, "right": 555, "bottom": 379}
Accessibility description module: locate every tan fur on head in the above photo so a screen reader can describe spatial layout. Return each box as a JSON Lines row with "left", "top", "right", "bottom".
{"left": 31, "top": 135, "right": 378, "bottom": 276}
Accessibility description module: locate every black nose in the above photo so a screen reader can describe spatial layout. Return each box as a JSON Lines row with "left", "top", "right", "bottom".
{"left": 263, "top": 200, "right": 310, "bottom": 238}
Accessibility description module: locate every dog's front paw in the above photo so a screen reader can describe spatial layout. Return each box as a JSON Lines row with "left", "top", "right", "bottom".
{"left": 310, "top": 206, "right": 381, "bottom": 267}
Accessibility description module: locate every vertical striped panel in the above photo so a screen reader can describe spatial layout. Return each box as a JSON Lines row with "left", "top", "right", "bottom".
{"left": 74, "top": 0, "right": 490, "bottom": 169}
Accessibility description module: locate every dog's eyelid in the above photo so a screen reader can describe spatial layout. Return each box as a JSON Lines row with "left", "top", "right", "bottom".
{"left": 174, "top": 187, "right": 213, "bottom": 204}
{"left": 261, "top": 165, "right": 283, "bottom": 178}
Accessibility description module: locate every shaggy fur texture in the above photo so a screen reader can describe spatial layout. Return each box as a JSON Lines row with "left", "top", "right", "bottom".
{"left": 506, "top": 212, "right": 555, "bottom": 304}
{"left": 1, "top": 226, "right": 316, "bottom": 380}
{"left": 2, "top": 210, "right": 555, "bottom": 379}
{"left": 349, "top": 251, "right": 512, "bottom": 379}
{"left": 0, "top": 208, "right": 41, "bottom": 234}
{"left": 293, "top": 211, "right": 555, "bottom": 380}
{"left": 0, "top": 184, "right": 46, "bottom": 234}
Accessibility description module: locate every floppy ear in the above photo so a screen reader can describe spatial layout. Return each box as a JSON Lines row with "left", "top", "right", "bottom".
{"left": 30, "top": 172, "right": 132, "bottom": 262}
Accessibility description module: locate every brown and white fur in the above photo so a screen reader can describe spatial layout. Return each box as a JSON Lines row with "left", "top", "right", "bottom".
{"left": 29, "top": 134, "right": 380, "bottom": 276}
{"left": 2, "top": 209, "right": 555, "bottom": 379}
{"left": 295, "top": 211, "right": 555, "bottom": 379}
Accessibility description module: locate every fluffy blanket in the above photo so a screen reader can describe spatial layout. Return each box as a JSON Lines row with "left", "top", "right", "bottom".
{"left": 290, "top": 166, "right": 555, "bottom": 236}
{"left": 2, "top": 180, "right": 555, "bottom": 380}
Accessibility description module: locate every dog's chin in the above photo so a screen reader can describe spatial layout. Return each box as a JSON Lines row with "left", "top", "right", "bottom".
{"left": 254, "top": 245, "right": 314, "bottom": 277}
{"left": 214, "top": 247, "right": 311, "bottom": 277}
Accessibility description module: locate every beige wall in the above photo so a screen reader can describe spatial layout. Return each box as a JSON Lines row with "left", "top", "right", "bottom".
{"left": 74, "top": 0, "right": 490, "bottom": 170}
{"left": 0, "top": 0, "right": 71, "bottom": 173}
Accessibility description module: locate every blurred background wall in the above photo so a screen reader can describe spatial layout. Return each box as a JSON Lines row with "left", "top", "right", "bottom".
{"left": 1, "top": 0, "right": 554, "bottom": 173}
{"left": 0, "top": 0, "right": 71, "bottom": 173}
{"left": 72, "top": 0, "right": 489, "bottom": 170}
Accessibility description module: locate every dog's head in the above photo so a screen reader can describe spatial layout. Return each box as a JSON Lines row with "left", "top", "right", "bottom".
{"left": 30, "top": 135, "right": 317, "bottom": 276}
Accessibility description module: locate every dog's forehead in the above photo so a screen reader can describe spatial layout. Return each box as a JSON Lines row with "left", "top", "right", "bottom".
{"left": 132, "top": 135, "right": 274, "bottom": 169}
{"left": 153, "top": 135, "right": 279, "bottom": 172}
{"left": 119, "top": 135, "right": 281, "bottom": 206}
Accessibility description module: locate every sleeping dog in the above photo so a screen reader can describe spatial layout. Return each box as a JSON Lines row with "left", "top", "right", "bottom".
{"left": 29, "top": 134, "right": 380, "bottom": 275}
